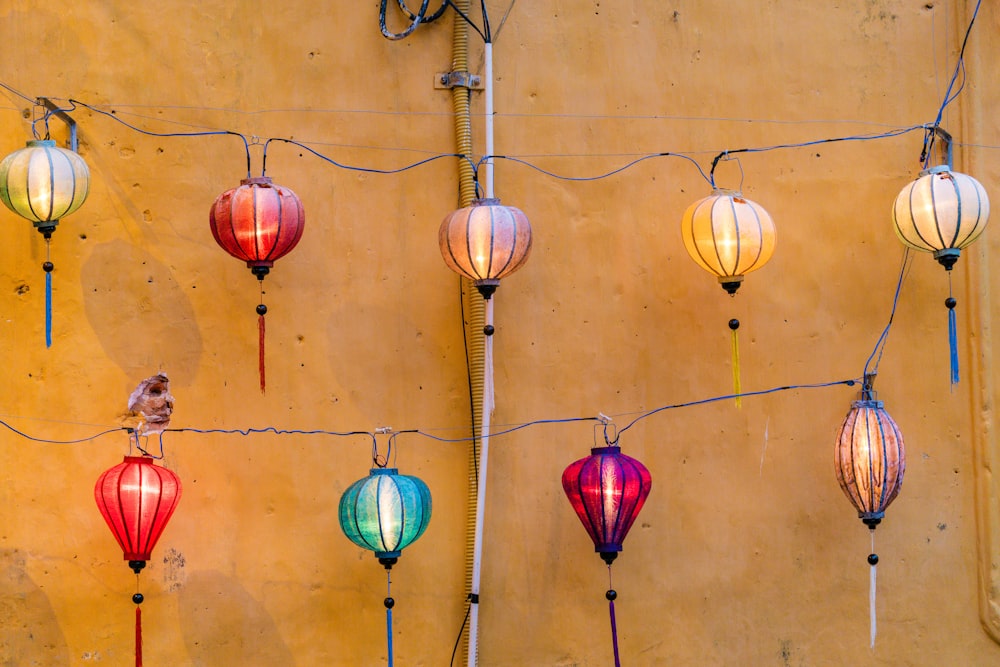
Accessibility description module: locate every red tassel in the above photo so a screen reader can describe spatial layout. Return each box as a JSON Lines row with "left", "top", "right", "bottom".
{"left": 258, "top": 314, "right": 266, "bottom": 394}
{"left": 135, "top": 605, "right": 142, "bottom": 667}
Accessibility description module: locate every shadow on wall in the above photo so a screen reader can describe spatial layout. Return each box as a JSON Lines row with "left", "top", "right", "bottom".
{"left": 0, "top": 548, "right": 71, "bottom": 666}
{"left": 178, "top": 570, "right": 295, "bottom": 666}
{"left": 81, "top": 240, "right": 202, "bottom": 387}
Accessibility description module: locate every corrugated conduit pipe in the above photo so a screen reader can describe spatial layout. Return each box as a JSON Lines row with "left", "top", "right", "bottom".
{"left": 450, "top": 1, "right": 486, "bottom": 664}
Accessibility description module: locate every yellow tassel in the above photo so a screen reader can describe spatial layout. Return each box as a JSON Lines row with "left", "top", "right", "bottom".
{"left": 729, "top": 319, "right": 741, "bottom": 408}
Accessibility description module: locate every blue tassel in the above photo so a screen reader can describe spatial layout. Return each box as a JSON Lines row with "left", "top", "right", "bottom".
{"left": 947, "top": 297, "right": 958, "bottom": 385}
{"left": 45, "top": 270, "right": 52, "bottom": 348}
{"left": 386, "top": 606, "right": 394, "bottom": 667}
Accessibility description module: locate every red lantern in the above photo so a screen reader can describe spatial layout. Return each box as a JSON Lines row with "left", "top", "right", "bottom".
{"left": 562, "top": 444, "right": 651, "bottom": 667}
{"left": 209, "top": 176, "right": 305, "bottom": 392}
{"left": 95, "top": 455, "right": 182, "bottom": 666}
{"left": 95, "top": 455, "right": 182, "bottom": 572}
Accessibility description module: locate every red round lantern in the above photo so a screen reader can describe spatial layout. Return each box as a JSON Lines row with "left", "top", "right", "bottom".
{"left": 209, "top": 176, "right": 305, "bottom": 393}
{"left": 562, "top": 445, "right": 652, "bottom": 565}
{"left": 209, "top": 176, "right": 305, "bottom": 278}
{"left": 94, "top": 455, "right": 182, "bottom": 573}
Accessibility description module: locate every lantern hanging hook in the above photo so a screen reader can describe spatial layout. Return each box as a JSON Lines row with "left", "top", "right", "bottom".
{"left": 594, "top": 415, "right": 619, "bottom": 447}
{"left": 861, "top": 373, "right": 877, "bottom": 401}
{"left": 372, "top": 428, "right": 394, "bottom": 468}
{"left": 920, "top": 125, "right": 953, "bottom": 170}
{"left": 33, "top": 98, "right": 79, "bottom": 151}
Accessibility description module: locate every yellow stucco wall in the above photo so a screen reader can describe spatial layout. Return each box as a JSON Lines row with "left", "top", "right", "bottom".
{"left": 2, "top": 1, "right": 1000, "bottom": 665}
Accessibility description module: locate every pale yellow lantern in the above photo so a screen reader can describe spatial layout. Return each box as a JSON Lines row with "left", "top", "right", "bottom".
{"left": 439, "top": 197, "right": 532, "bottom": 299}
{"left": 681, "top": 189, "right": 776, "bottom": 294}
{"left": 0, "top": 139, "right": 90, "bottom": 237}
{"left": 892, "top": 165, "right": 989, "bottom": 270}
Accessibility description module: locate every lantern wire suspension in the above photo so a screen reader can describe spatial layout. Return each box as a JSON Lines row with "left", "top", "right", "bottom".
{"left": 863, "top": 249, "right": 913, "bottom": 379}
{"left": 922, "top": 0, "right": 982, "bottom": 168}
{"left": 379, "top": 0, "right": 434, "bottom": 41}
{"left": 67, "top": 99, "right": 253, "bottom": 178}
{"left": 261, "top": 137, "right": 473, "bottom": 178}
{"left": 607, "top": 564, "right": 621, "bottom": 667}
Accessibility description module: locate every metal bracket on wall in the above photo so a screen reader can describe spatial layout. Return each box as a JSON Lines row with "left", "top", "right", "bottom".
{"left": 434, "top": 71, "right": 483, "bottom": 90}
{"left": 37, "top": 97, "right": 78, "bottom": 152}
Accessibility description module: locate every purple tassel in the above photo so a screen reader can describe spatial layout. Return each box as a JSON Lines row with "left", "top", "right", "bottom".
{"left": 608, "top": 591, "right": 621, "bottom": 667}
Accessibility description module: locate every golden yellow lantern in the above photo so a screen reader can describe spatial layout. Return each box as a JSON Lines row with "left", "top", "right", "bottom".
{"left": 680, "top": 189, "right": 776, "bottom": 295}
{"left": 438, "top": 197, "right": 532, "bottom": 299}
{"left": 892, "top": 165, "right": 989, "bottom": 271}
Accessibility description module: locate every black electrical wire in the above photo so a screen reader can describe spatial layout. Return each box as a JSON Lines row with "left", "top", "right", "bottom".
{"left": 68, "top": 98, "right": 253, "bottom": 178}
{"left": 380, "top": 0, "right": 431, "bottom": 40}
{"left": 449, "top": 602, "right": 472, "bottom": 666}
{"left": 396, "top": 0, "right": 449, "bottom": 23}
{"left": 261, "top": 136, "right": 473, "bottom": 177}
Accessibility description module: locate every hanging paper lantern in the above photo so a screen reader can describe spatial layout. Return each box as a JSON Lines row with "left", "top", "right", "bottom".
{"left": 562, "top": 445, "right": 652, "bottom": 565}
{"left": 339, "top": 467, "right": 432, "bottom": 568}
{"left": 0, "top": 139, "right": 91, "bottom": 347}
{"left": 833, "top": 378, "right": 905, "bottom": 648}
{"left": 893, "top": 166, "right": 989, "bottom": 385}
{"left": 209, "top": 176, "right": 305, "bottom": 393}
{"left": 681, "top": 189, "right": 775, "bottom": 406}
{"left": 0, "top": 139, "right": 90, "bottom": 236}
{"left": 834, "top": 393, "right": 905, "bottom": 528}
{"left": 339, "top": 466, "right": 431, "bottom": 667}
{"left": 681, "top": 188, "right": 776, "bottom": 296}
{"left": 892, "top": 166, "right": 989, "bottom": 271}
{"left": 439, "top": 197, "right": 532, "bottom": 299}
{"left": 95, "top": 455, "right": 182, "bottom": 667}
{"left": 95, "top": 455, "right": 183, "bottom": 572}
{"left": 562, "top": 443, "right": 651, "bottom": 667}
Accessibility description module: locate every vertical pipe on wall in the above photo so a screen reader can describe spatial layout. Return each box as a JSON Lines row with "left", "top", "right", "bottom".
{"left": 467, "top": 34, "right": 497, "bottom": 667}
{"left": 450, "top": 1, "right": 488, "bottom": 664}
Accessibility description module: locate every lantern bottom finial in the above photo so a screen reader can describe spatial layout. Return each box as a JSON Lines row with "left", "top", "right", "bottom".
{"left": 933, "top": 248, "right": 960, "bottom": 271}
{"left": 860, "top": 513, "right": 884, "bottom": 528}
{"left": 719, "top": 276, "right": 743, "bottom": 295}
{"left": 474, "top": 280, "right": 499, "bottom": 300}
{"left": 599, "top": 551, "right": 619, "bottom": 566}
{"left": 128, "top": 560, "right": 146, "bottom": 574}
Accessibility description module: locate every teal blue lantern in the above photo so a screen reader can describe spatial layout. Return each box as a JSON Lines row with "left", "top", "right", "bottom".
{"left": 339, "top": 467, "right": 432, "bottom": 568}
{"left": 339, "top": 466, "right": 431, "bottom": 667}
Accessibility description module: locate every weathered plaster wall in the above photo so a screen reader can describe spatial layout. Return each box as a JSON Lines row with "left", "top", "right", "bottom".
{"left": 1, "top": 1, "right": 999, "bottom": 665}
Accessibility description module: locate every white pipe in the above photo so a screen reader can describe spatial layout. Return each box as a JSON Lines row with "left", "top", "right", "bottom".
{"left": 468, "top": 39, "right": 495, "bottom": 667}
{"left": 484, "top": 42, "right": 495, "bottom": 198}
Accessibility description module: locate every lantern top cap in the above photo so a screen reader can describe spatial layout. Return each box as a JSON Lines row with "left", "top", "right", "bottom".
{"left": 471, "top": 197, "right": 502, "bottom": 207}
{"left": 25, "top": 139, "right": 57, "bottom": 148}
{"left": 240, "top": 176, "right": 273, "bottom": 186}
{"left": 919, "top": 164, "right": 953, "bottom": 177}
{"left": 123, "top": 455, "right": 157, "bottom": 463}
{"left": 590, "top": 445, "right": 622, "bottom": 456}
{"left": 710, "top": 187, "right": 743, "bottom": 198}
{"left": 851, "top": 398, "right": 885, "bottom": 410}
{"left": 369, "top": 467, "right": 399, "bottom": 476}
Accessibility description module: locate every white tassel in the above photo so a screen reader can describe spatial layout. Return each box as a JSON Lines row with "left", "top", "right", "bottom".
{"left": 869, "top": 560, "right": 877, "bottom": 649}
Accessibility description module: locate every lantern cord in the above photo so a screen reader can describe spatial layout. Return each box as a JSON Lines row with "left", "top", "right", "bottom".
{"left": 66, "top": 99, "right": 252, "bottom": 178}
{"left": 923, "top": 0, "right": 982, "bottom": 168}
{"left": 948, "top": 276, "right": 959, "bottom": 387}
{"left": 0, "top": 80, "right": 36, "bottom": 105}
{"left": 863, "top": 249, "right": 913, "bottom": 379}
{"left": 261, "top": 137, "right": 472, "bottom": 179}
{"left": 489, "top": 152, "right": 712, "bottom": 187}
{"left": 458, "top": 282, "right": 480, "bottom": 484}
